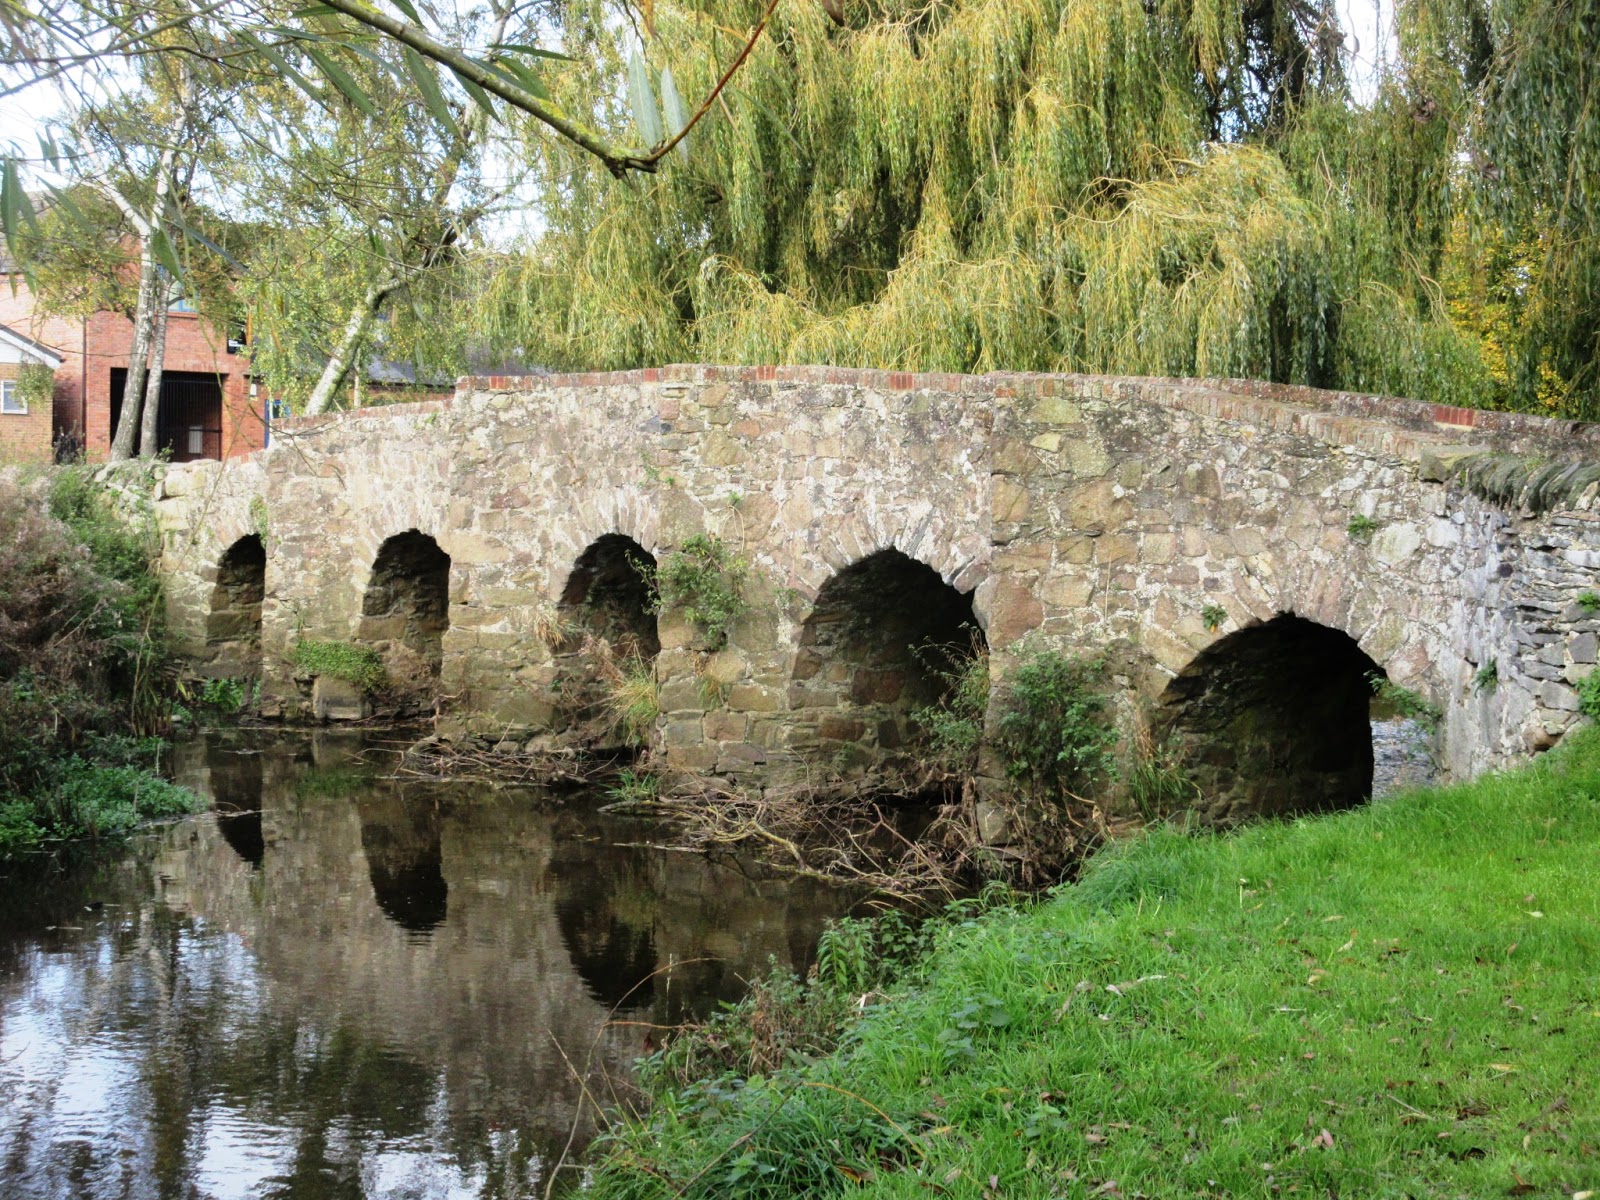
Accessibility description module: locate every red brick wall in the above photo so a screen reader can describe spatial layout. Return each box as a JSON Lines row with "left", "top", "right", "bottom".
{"left": 0, "top": 361, "right": 53, "bottom": 463}
{"left": 0, "top": 276, "right": 264, "bottom": 461}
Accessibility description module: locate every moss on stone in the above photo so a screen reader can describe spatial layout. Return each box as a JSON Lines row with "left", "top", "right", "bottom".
{"left": 1456, "top": 453, "right": 1600, "bottom": 514}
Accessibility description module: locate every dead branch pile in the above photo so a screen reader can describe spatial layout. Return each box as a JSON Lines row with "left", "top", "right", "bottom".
{"left": 605, "top": 774, "right": 1114, "bottom": 900}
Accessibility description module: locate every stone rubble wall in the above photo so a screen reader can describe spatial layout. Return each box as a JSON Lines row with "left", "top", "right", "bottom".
{"left": 152, "top": 365, "right": 1600, "bottom": 808}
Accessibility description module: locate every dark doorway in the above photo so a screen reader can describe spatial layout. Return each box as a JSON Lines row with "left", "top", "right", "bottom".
{"left": 109, "top": 369, "right": 224, "bottom": 462}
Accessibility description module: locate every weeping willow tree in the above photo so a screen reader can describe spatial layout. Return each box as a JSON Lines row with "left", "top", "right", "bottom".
{"left": 476, "top": 0, "right": 1491, "bottom": 405}
{"left": 1398, "top": 0, "right": 1600, "bottom": 415}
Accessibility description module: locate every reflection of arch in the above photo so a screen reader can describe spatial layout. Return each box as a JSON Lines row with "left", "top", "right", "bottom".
{"left": 207, "top": 534, "right": 265, "bottom": 676}
{"left": 1160, "top": 613, "right": 1381, "bottom": 823}
{"left": 360, "top": 531, "right": 451, "bottom": 712}
{"left": 357, "top": 790, "right": 448, "bottom": 934}
{"left": 793, "top": 548, "right": 986, "bottom": 756}
{"left": 547, "top": 830, "right": 659, "bottom": 1012}
{"left": 209, "top": 748, "right": 265, "bottom": 868}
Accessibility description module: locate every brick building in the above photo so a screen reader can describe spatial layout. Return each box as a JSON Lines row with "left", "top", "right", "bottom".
{"left": 0, "top": 323, "right": 65, "bottom": 464}
{"left": 0, "top": 274, "right": 265, "bottom": 463}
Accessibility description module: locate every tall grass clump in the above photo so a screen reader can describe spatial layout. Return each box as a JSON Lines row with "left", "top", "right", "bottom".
{"left": 0, "top": 467, "right": 194, "bottom": 856}
{"left": 589, "top": 730, "right": 1600, "bottom": 1199}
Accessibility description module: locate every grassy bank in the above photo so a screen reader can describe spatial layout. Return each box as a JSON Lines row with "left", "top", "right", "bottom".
{"left": 0, "top": 465, "right": 198, "bottom": 856}
{"left": 592, "top": 732, "right": 1600, "bottom": 1198}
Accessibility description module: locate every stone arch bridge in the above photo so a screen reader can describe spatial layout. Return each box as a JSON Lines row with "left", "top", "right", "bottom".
{"left": 155, "top": 365, "right": 1600, "bottom": 823}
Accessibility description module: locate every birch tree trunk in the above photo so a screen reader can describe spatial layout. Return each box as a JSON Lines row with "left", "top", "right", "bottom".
{"left": 138, "top": 277, "right": 178, "bottom": 457}
{"left": 104, "top": 146, "right": 177, "bottom": 462}
{"left": 300, "top": 277, "right": 399, "bottom": 416}
{"left": 108, "top": 250, "right": 160, "bottom": 461}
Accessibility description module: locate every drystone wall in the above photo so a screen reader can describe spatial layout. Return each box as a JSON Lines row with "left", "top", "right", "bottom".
{"left": 153, "top": 366, "right": 1600, "bottom": 821}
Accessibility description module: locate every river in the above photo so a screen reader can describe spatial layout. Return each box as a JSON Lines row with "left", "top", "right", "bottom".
{"left": 0, "top": 731, "right": 856, "bottom": 1199}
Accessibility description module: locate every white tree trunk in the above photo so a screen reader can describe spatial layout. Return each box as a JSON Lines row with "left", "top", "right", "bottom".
{"left": 103, "top": 147, "right": 177, "bottom": 462}
{"left": 138, "top": 278, "right": 178, "bottom": 457}
{"left": 301, "top": 278, "right": 397, "bottom": 416}
{"left": 108, "top": 251, "right": 160, "bottom": 461}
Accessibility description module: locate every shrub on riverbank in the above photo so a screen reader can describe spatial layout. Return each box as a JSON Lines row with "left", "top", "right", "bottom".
{"left": 0, "top": 467, "right": 193, "bottom": 856}
{"left": 590, "top": 732, "right": 1600, "bottom": 1199}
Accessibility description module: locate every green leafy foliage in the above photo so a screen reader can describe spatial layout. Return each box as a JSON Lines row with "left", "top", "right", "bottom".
{"left": 1368, "top": 671, "right": 1444, "bottom": 728}
{"left": 1346, "top": 513, "right": 1380, "bottom": 541}
{"left": 1578, "top": 591, "right": 1600, "bottom": 614}
{"left": 911, "top": 642, "right": 990, "bottom": 774}
{"left": 1200, "top": 603, "right": 1228, "bottom": 632}
{"left": 995, "top": 652, "right": 1118, "bottom": 798}
{"left": 1474, "top": 659, "right": 1499, "bottom": 693}
{"left": 291, "top": 638, "right": 387, "bottom": 691}
{"left": 1578, "top": 671, "right": 1600, "bottom": 721}
{"left": 654, "top": 534, "right": 748, "bottom": 650}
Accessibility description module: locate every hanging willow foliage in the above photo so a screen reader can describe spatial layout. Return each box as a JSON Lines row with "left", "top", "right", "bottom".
{"left": 478, "top": 0, "right": 1495, "bottom": 407}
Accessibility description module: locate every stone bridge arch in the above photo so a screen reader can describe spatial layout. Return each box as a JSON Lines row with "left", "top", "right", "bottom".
{"left": 151, "top": 367, "right": 1600, "bottom": 816}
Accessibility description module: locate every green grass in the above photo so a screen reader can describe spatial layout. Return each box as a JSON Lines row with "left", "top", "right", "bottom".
{"left": 592, "top": 731, "right": 1600, "bottom": 1199}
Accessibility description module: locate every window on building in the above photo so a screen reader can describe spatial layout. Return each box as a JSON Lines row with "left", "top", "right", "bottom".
{"left": 0, "top": 381, "right": 23, "bottom": 415}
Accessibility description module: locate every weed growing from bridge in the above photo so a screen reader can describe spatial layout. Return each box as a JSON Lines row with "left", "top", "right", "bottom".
{"left": 1201, "top": 603, "right": 1228, "bottom": 632}
{"left": 1124, "top": 712, "right": 1198, "bottom": 821}
{"left": 995, "top": 652, "right": 1118, "bottom": 801}
{"left": 1474, "top": 659, "right": 1500, "bottom": 693}
{"left": 1346, "top": 513, "right": 1380, "bottom": 541}
{"left": 291, "top": 639, "right": 386, "bottom": 692}
{"left": 654, "top": 534, "right": 749, "bottom": 650}
{"left": 1578, "top": 671, "right": 1600, "bottom": 720}
{"left": 606, "top": 767, "right": 659, "bottom": 805}
{"left": 1578, "top": 591, "right": 1600, "bottom": 613}
{"left": 604, "top": 655, "right": 659, "bottom": 746}
{"left": 1367, "top": 672, "right": 1444, "bottom": 729}
{"left": 911, "top": 640, "right": 990, "bottom": 775}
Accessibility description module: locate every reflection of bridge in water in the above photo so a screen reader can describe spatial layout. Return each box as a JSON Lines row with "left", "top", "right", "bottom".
{"left": 0, "top": 730, "right": 850, "bottom": 1199}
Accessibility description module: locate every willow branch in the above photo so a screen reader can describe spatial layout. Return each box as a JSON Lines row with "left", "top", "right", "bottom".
{"left": 643, "top": 0, "right": 780, "bottom": 165}
{"left": 307, "top": 0, "right": 658, "bottom": 176}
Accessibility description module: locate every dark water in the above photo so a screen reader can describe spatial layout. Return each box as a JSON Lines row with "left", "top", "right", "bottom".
{"left": 0, "top": 732, "right": 855, "bottom": 1199}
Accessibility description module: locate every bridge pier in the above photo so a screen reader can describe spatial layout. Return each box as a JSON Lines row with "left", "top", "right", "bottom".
{"left": 152, "top": 367, "right": 1600, "bottom": 821}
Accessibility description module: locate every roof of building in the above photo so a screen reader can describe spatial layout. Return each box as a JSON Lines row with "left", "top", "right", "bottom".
{"left": 0, "top": 322, "right": 64, "bottom": 369}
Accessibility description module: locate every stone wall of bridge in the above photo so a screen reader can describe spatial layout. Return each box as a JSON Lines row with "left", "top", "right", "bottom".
{"left": 152, "top": 365, "right": 1600, "bottom": 821}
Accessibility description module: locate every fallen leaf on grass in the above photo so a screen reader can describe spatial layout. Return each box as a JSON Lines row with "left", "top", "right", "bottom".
{"left": 1311, "top": 1129, "right": 1335, "bottom": 1149}
{"left": 1489, "top": 1063, "right": 1517, "bottom": 1073}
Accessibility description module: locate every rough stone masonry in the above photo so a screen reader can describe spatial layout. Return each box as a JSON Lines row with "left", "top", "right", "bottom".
{"left": 152, "top": 365, "right": 1600, "bottom": 823}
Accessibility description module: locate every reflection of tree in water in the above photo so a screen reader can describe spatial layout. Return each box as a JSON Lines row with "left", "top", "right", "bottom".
{"left": 356, "top": 788, "right": 448, "bottom": 934}
{"left": 209, "top": 748, "right": 265, "bottom": 868}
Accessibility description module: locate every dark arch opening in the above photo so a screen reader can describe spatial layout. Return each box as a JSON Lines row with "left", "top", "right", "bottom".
{"left": 553, "top": 534, "right": 659, "bottom": 741}
{"left": 793, "top": 548, "right": 986, "bottom": 761}
{"left": 360, "top": 531, "right": 451, "bottom": 713}
{"left": 1159, "top": 613, "right": 1381, "bottom": 823}
{"left": 207, "top": 534, "right": 265, "bottom": 678}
